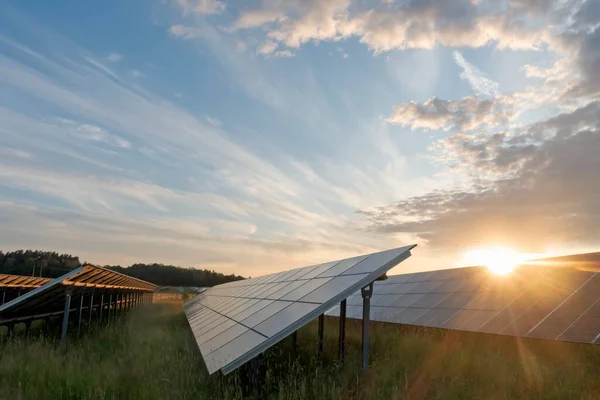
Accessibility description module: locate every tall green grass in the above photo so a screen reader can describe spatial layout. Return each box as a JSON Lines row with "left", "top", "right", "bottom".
{"left": 1, "top": 302, "right": 599, "bottom": 399}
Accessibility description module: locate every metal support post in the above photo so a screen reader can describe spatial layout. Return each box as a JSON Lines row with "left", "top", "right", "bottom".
{"left": 88, "top": 293, "right": 94, "bottom": 328}
{"left": 251, "top": 354, "right": 262, "bottom": 390}
{"left": 108, "top": 293, "right": 113, "bottom": 323}
{"left": 25, "top": 320, "right": 31, "bottom": 337}
{"left": 1, "top": 291, "right": 5, "bottom": 305}
{"left": 61, "top": 287, "right": 73, "bottom": 344}
{"left": 318, "top": 313, "right": 324, "bottom": 356}
{"left": 361, "top": 283, "right": 373, "bottom": 373}
{"left": 77, "top": 293, "right": 84, "bottom": 337}
{"left": 338, "top": 299, "right": 346, "bottom": 362}
{"left": 7, "top": 323, "right": 14, "bottom": 339}
{"left": 42, "top": 318, "right": 50, "bottom": 335}
{"left": 99, "top": 293, "right": 104, "bottom": 322}
{"left": 291, "top": 330, "right": 298, "bottom": 355}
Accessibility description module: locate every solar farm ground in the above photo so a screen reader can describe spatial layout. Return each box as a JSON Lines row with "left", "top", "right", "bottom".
{"left": 1, "top": 300, "right": 600, "bottom": 400}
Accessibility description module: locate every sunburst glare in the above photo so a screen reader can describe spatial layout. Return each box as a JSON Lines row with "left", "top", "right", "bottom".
{"left": 461, "top": 247, "right": 525, "bottom": 275}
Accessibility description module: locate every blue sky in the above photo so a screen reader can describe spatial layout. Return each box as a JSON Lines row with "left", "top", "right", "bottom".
{"left": 1, "top": 0, "right": 599, "bottom": 276}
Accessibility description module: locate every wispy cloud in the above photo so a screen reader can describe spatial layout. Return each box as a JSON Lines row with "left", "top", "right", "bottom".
{"left": 0, "top": 29, "right": 412, "bottom": 271}
{"left": 452, "top": 51, "right": 500, "bottom": 97}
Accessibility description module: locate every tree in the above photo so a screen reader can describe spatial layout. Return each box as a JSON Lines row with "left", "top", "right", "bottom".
{"left": 0, "top": 249, "right": 245, "bottom": 287}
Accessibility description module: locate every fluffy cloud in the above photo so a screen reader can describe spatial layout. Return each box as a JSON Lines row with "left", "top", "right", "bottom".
{"left": 233, "top": 0, "right": 552, "bottom": 55}
{"left": 386, "top": 96, "right": 515, "bottom": 132}
{"left": 359, "top": 101, "right": 600, "bottom": 254}
{"left": 570, "top": 27, "right": 600, "bottom": 97}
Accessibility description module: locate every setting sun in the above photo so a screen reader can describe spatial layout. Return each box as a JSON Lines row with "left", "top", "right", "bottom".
{"left": 461, "top": 247, "right": 524, "bottom": 275}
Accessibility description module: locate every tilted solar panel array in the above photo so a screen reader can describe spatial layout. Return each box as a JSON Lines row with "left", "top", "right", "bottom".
{"left": 0, "top": 274, "right": 52, "bottom": 288}
{"left": 0, "top": 265, "right": 157, "bottom": 322}
{"left": 327, "top": 263, "right": 600, "bottom": 344}
{"left": 183, "top": 245, "right": 416, "bottom": 375}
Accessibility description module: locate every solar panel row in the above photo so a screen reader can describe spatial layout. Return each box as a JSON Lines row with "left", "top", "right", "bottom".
{"left": 327, "top": 264, "right": 600, "bottom": 344}
{"left": 0, "top": 274, "right": 52, "bottom": 288}
{"left": 0, "top": 265, "right": 156, "bottom": 321}
{"left": 1, "top": 265, "right": 157, "bottom": 341}
{"left": 183, "top": 245, "right": 416, "bottom": 375}
{"left": 0, "top": 274, "right": 52, "bottom": 306}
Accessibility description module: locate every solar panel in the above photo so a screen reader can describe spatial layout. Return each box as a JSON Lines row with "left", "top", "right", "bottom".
{"left": 183, "top": 245, "right": 416, "bottom": 375}
{"left": 326, "top": 260, "right": 600, "bottom": 344}
{"left": 0, "top": 265, "right": 156, "bottom": 322}
{"left": 1, "top": 274, "right": 53, "bottom": 306}
{"left": 0, "top": 274, "right": 52, "bottom": 288}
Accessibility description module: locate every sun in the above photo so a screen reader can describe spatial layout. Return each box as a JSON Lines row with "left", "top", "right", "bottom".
{"left": 461, "top": 247, "right": 524, "bottom": 275}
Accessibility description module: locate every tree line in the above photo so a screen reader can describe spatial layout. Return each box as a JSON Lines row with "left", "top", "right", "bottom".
{"left": 0, "top": 250, "right": 245, "bottom": 287}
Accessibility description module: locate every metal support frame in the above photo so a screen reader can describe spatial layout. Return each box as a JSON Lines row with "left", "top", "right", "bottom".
{"left": 61, "top": 287, "right": 73, "bottom": 343}
{"left": 291, "top": 330, "right": 298, "bottom": 355}
{"left": 25, "top": 320, "right": 31, "bottom": 337}
{"left": 77, "top": 293, "right": 84, "bottom": 337}
{"left": 108, "top": 293, "right": 113, "bottom": 323}
{"left": 1, "top": 291, "right": 5, "bottom": 305}
{"left": 99, "top": 293, "right": 104, "bottom": 322}
{"left": 338, "top": 299, "right": 346, "bottom": 362}
{"left": 361, "top": 283, "right": 373, "bottom": 373}
{"left": 7, "top": 323, "right": 14, "bottom": 339}
{"left": 318, "top": 313, "right": 324, "bottom": 356}
{"left": 88, "top": 293, "right": 94, "bottom": 328}
{"left": 250, "top": 354, "right": 262, "bottom": 390}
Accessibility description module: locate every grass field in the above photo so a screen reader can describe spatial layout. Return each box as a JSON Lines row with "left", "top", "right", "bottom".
{"left": 1, "top": 301, "right": 600, "bottom": 399}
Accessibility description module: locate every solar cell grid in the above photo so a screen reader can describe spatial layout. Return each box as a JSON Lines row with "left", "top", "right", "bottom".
{"left": 316, "top": 256, "right": 368, "bottom": 278}
{"left": 325, "top": 260, "right": 600, "bottom": 346}
{"left": 184, "top": 245, "right": 416, "bottom": 375}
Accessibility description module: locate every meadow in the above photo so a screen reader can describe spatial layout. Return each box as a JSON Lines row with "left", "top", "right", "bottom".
{"left": 1, "top": 301, "right": 600, "bottom": 400}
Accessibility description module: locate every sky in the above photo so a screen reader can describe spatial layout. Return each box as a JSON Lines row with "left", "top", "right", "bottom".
{"left": 1, "top": 0, "right": 599, "bottom": 277}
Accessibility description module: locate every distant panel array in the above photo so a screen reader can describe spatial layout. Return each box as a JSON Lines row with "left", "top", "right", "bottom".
{"left": 183, "top": 245, "right": 416, "bottom": 375}
{"left": 327, "top": 263, "right": 600, "bottom": 344}
{"left": 0, "top": 274, "right": 52, "bottom": 306}
{"left": 1, "top": 265, "right": 156, "bottom": 324}
{"left": 0, "top": 274, "right": 52, "bottom": 288}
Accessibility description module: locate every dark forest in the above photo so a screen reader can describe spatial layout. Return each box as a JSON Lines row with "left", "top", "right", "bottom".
{"left": 0, "top": 250, "right": 245, "bottom": 287}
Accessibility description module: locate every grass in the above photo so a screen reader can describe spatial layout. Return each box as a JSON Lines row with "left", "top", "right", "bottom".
{"left": 1, "top": 301, "right": 600, "bottom": 399}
